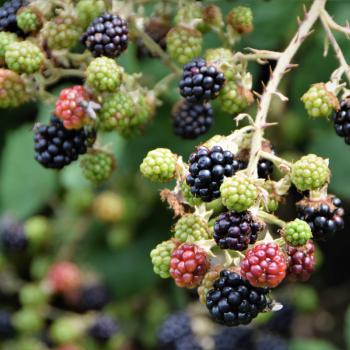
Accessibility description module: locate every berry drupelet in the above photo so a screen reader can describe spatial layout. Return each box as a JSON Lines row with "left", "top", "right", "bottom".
{"left": 332, "top": 97, "right": 350, "bottom": 144}
{"left": 81, "top": 13, "right": 128, "bottom": 58}
{"left": 0, "top": 0, "right": 25, "bottom": 33}
{"left": 296, "top": 196, "right": 344, "bottom": 240}
{"left": 206, "top": 270, "right": 270, "bottom": 326}
{"left": 34, "top": 116, "right": 95, "bottom": 169}
{"left": 186, "top": 145, "right": 240, "bottom": 202}
{"left": 213, "top": 211, "right": 263, "bottom": 250}
{"left": 89, "top": 316, "right": 118, "bottom": 342}
{"left": 172, "top": 100, "right": 213, "bottom": 139}
{"left": 179, "top": 57, "right": 225, "bottom": 103}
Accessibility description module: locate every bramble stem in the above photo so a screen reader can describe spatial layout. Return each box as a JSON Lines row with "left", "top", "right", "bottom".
{"left": 321, "top": 9, "right": 350, "bottom": 37}
{"left": 247, "top": 0, "right": 327, "bottom": 177}
{"left": 234, "top": 49, "right": 282, "bottom": 64}
{"left": 257, "top": 211, "right": 286, "bottom": 228}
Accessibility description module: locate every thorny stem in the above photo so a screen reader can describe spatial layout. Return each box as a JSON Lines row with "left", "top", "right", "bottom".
{"left": 233, "top": 49, "right": 282, "bottom": 64}
{"left": 153, "top": 72, "right": 177, "bottom": 96}
{"left": 320, "top": 10, "right": 350, "bottom": 84}
{"left": 321, "top": 9, "right": 350, "bottom": 37}
{"left": 247, "top": 0, "right": 327, "bottom": 177}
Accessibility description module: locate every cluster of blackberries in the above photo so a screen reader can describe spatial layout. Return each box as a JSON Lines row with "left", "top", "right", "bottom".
{"left": 0, "top": 217, "right": 27, "bottom": 252}
{"left": 296, "top": 197, "right": 344, "bottom": 240}
{"left": 333, "top": 97, "right": 350, "bottom": 144}
{"left": 81, "top": 13, "right": 128, "bottom": 58}
{"left": 172, "top": 100, "right": 213, "bottom": 139}
{"left": 179, "top": 57, "right": 225, "bottom": 103}
{"left": 186, "top": 146, "right": 241, "bottom": 202}
{"left": 206, "top": 270, "right": 270, "bottom": 326}
{"left": 214, "top": 211, "right": 262, "bottom": 250}
{"left": 34, "top": 116, "right": 95, "bottom": 169}
{"left": 0, "top": 0, "right": 25, "bottom": 33}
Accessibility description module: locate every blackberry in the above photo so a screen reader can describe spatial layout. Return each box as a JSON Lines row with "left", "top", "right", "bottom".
{"left": 174, "top": 334, "right": 202, "bottom": 350}
{"left": 296, "top": 196, "right": 344, "bottom": 240}
{"left": 34, "top": 116, "right": 95, "bottom": 169}
{"left": 172, "top": 100, "right": 213, "bottom": 139}
{"left": 0, "top": 217, "right": 28, "bottom": 252}
{"left": 213, "top": 211, "right": 263, "bottom": 250}
{"left": 206, "top": 270, "right": 270, "bottom": 326}
{"left": 157, "top": 311, "right": 192, "bottom": 348}
{"left": 89, "top": 316, "right": 118, "bottom": 342}
{"left": 78, "top": 284, "right": 109, "bottom": 312}
{"left": 264, "top": 302, "right": 295, "bottom": 336}
{"left": 332, "top": 97, "right": 350, "bottom": 144}
{"left": 81, "top": 13, "right": 128, "bottom": 58}
{"left": 179, "top": 57, "right": 225, "bottom": 103}
{"left": 214, "top": 327, "right": 253, "bottom": 350}
{"left": 257, "top": 159, "right": 274, "bottom": 179}
{"left": 255, "top": 332, "right": 288, "bottom": 350}
{"left": 0, "top": 0, "right": 25, "bottom": 34}
{"left": 0, "top": 311, "right": 15, "bottom": 339}
{"left": 186, "top": 145, "right": 240, "bottom": 202}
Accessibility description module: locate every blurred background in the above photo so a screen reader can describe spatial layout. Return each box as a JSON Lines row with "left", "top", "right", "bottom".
{"left": 0, "top": 0, "right": 350, "bottom": 349}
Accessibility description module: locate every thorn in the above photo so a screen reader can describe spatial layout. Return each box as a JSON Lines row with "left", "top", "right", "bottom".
{"left": 297, "top": 16, "right": 302, "bottom": 26}
{"left": 261, "top": 122, "right": 278, "bottom": 129}
{"left": 284, "top": 63, "right": 299, "bottom": 73}
{"left": 252, "top": 90, "right": 262, "bottom": 99}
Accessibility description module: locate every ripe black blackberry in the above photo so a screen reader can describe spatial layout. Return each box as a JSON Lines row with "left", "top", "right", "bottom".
{"left": 172, "top": 100, "right": 213, "bottom": 139}
{"left": 214, "top": 327, "right": 253, "bottom": 350}
{"left": 174, "top": 334, "right": 203, "bottom": 350}
{"left": 0, "top": 0, "right": 25, "bottom": 33}
{"left": 332, "top": 97, "right": 350, "bottom": 144}
{"left": 0, "top": 217, "right": 27, "bottom": 252}
{"left": 34, "top": 116, "right": 95, "bottom": 169}
{"left": 81, "top": 13, "right": 128, "bottom": 58}
{"left": 157, "top": 311, "right": 192, "bottom": 349}
{"left": 179, "top": 57, "right": 225, "bottom": 103}
{"left": 78, "top": 284, "right": 109, "bottom": 312}
{"left": 186, "top": 146, "right": 241, "bottom": 202}
{"left": 213, "top": 211, "right": 263, "bottom": 250}
{"left": 257, "top": 159, "right": 274, "bottom": 179}
{"left": 264, "top": 302, "right": 294, "bottom": 337}
{"left": 89, "top": 316, "right": 118, "bottom": 342}
{"left": 0, "top": 311, "right": 15, "bottom": 339}
{"left": 206, "top": 270, "right": 270, "bottom": 326}
{"left": 255, "top": 332, "right": 288, "bottom": 350}
{"left": 296, "top": 196, "right": 344, "bottom": 240}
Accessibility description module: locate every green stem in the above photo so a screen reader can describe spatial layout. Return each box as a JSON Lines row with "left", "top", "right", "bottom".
{"left": 153, "top": 72, "right": 177, "bottom": 96}
{"left": 257, "top": 210, "right": 286, "bottom": 228}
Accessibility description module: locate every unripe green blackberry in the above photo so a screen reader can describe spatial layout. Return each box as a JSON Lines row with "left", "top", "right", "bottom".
{"left": 13, "top": 309, "right": 43, "bottom": 334}
{"left": 5, "top": 41, "right": 44, "bottom": 74}
{"left": 180, "top": 181, "right": 202, "bottom": 207}
{"left": 65, "top": 188, "right": 93, "bottom": 213}
{"left": 140, "top": 148, "right": 177, "bottom": 183}
{"left": 166, "top": 25, "right": 202, "bottom": 64}
{"left": 16, "top": 7, "right": 43, "bottom": 33}
{"left": 291, "top": 154, "right": 330, "bottom": 191}
{"left": 41, "top": 15, "right": 82, "bottom": 50}
{"left": 150, "top": 240, "right": 178, "bottom": 278}
{"left": 0, "top": 68, "right": 29, "bottom": 108}
{"left": 174, "top": 214, "right": 210, "bottom": 243}
{"left": 19, "top": 283, "right": 48, "bottom": 308}
{"left": 80, "top": 150, "right": 115, "bottom": 184}
{"left": 0, "top": 31, "right": 18, "bottom": 63}
{"left": 175, "top": 3, "right": 205, "bottom": 32}
{"left": 220, "top": 174, "right": 258, "bottom": 211}
{"left": 12, "top": 338, "right": 47, "bottom": 350}
{"left": 227, "top": 6, "right": 253, "bottom": 34}
{"left": 197, "top": 268, "right": 220, "bottom": 304}
{"left": 24, "top": 215, "right": 50, "bottom": 248}
{"left": 218, "top": 80, "right": 254, "bottom": 114}
{"left": 283, "top": 219, "right": 312, "bottom": 246}
{"left": 203, "top": 5, "right": 223, "bottom": 30}
{"left": 76, "top": 0, "right": 105, "bottom": 29}
{"left": 301, "top": 83, "right": 339, "bottom": 118}
{"left": 50, "top": 316, "right": 83, "bottom": 345}
{"left": 86, "top": 57, "right": 123, "bottom": 93}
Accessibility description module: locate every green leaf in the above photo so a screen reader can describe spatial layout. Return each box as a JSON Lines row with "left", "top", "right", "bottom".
{"left": 289, "top": 339, "right": 339, "bottom": 350}
{"left": 0, "top": 125, "right": 56, "bottom": 219}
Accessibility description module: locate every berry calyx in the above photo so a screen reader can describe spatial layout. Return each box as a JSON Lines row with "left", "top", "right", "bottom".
{"left": 170, "top": 243, "right": 209, "bottom": 288}
{"left": 240, "top": 242, "right": 287, "bottom": 288}
{"left": 291, "top": 154, "right": 330, "bottom": 191}
{"left": 206, "top": 270, "right": 270, "bottom": 326}
{"left": 48, "top": 261, "right": 81, "bottom": 294}
{"left": 227, "top": 6, "right": 254, "bottom": 34}
{"left": 174, "top": 213, "right": 210, "bottom": 243}
{"left": 220, "top": 174, "right": 258, "bottom": 212}
{"left": 332, "top": 97, "right": 350, "bottom": 145}
{"left": 140, "top": 148, "right": 177, "bottom": 183}
{"left": 282, "top": 219, "right": 312, "bottom": 246}
{"left": 213, "top": 211, "right": 263, "bottom": 250}
{"left": 150, "top": 240, "right": 178, "bottom": 279}
{"left": 179, "top": 57, "right": 225, "bottom": 102}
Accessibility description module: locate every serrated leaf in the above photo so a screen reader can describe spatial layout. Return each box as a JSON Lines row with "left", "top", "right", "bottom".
{"left": 0, "top": 125, "right": 56, "bottom": 219}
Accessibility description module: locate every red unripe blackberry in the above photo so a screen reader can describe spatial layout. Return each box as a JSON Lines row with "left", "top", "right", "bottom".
{"left": 287, "top": 241, "right": 316, "bottom": 282}
{"left": 333, "top": 97, "right": 350, "bottom": 144}
{"left": 240, "top": 242, "right": 287, "bottom": 288}
{"left": 55, "top": 85, "right": 93, "bottom": 130}
{"left": 186, "top": 145, "right": 241, "bottom": 202}
{"left": 34, "top": 116, "right": 95, "bottom": 169}
{"left": 81, "top": 13, "right": 128, "bottom": 58}
{"left": 172, "top": 99, "right": 213, "bottom": 139}
{"left": 170, "top": 243, "right": 209, "bottom": 288}
{"left": 206, "top": 270, "right": 270, "bottom": 326}
{"left": 179, "top": 57, "right": 225, "bottom": 103}
{"left": 48, "top": 261, "right": 81, "bottom": 294}
{"left": 296, "top": 196, "right": 344, "bottom": 240}
{"left": 213, "top": 211, "right": 263, "bottom": 250}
